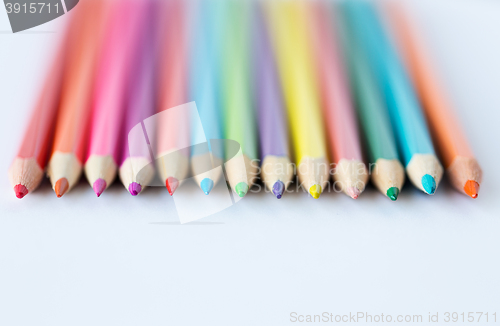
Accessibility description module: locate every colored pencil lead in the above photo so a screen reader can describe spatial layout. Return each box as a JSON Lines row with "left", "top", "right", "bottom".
{"left": 309, "top": 184, "right": 322, "bottom": 199}
{"left": 128, "top": 182, "right": 142, "bottom": 196}
{"left": 272, "top": 180, "right": 285, "bottom": 199}
{"left": 235, "top": 182, "right": 249, "bottom": 198}
{"left": 200, "top": 178, "right": 214, "bottom": 195}
{"left": 346, "top": 186, "right": 361, "bottom": 200}
{"left": 166, "top": 177, "right": 179, "bottom": 196}
{"left": 55, "top": 178, "right": 69, "bottom": 198}
{"left": 14, "top": 184, "right": 28, "bottom": 199}
{"left": 421, "top": 174, "right": 436, "bottom": 195}
{"left": 386, "top": 187, "right": 400, "bottom": 201}
{"left": 93, "top": 178, "right": 107, "bottom": 197}
{"left": 464, "top": 180, "right": 479, "bottom": 199}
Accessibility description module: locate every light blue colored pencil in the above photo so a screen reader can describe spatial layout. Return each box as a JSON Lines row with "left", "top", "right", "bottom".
{"left": 342, "top": 1, "right": 443, "bottom": 195}
{"left": 188, "top": 0, "right": 224, "bottom": 195}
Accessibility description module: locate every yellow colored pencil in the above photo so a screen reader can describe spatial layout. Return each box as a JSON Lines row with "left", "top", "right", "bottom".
{"left": 265, "top": 1, "right": 329, "bottom": 199}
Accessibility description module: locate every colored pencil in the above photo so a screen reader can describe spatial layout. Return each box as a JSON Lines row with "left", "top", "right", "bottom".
{"left": 385, "top": 4, "right": 482, "bottom": 198}
{"left": 188, "top": 0, "right": 224, "bottom": 195}
{"left": 118, "top": 1, "right": 157, "bottom": 196}
{"left": 308, "top": 2, "right": 368, "bottom": 199}
{"left": 221, "top": 1, "right": 259, "bottom": 198}
{"left": 84, "top": 0, "right": 147, "bottom": 197}
{"left": 265, "top": 1, "right": 329, "bottom": 199}
{"left": 46, "top": 0, "right": 105, "bottom": 197}
{"left": 343, "top": 2, "right": 443, "bottom": 195}
{"left": 155, "top": 0, "right": 191, "bottom": 196}
{"left": 336, "top": 7, "right": 405, "bottom": 201}
{"left": 252, "top": 3, "right": 293, "bottom": 199}
{"left": 8, "top": 16, "right": 69, "bottom": 198}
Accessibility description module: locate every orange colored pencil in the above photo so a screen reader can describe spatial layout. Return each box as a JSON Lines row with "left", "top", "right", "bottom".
{"left": 386, "top": 4, "right": 483, "bottom": 198}
{"left": 7, "top": 19, "right": 71, "bottom": 198}
{"left": 46, "top": 0, "right": 106, "bottom": 197}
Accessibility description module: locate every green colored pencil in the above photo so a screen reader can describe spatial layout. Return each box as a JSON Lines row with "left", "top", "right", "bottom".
{"left": 221, "top": 1, "right": 258, "bottom": 197}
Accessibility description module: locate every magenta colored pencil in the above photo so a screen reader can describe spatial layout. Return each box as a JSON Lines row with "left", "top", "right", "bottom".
{"left": 253, "top": 4, "right": 293, "bottom": 199}
{"left": 118, "top": 1, "right": 158, "bottom": 196}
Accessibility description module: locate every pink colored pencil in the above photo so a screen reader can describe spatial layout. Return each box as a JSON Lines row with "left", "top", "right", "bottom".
{"left": 308, "top": 2, "right": 368, "bottom": 199}
{"left": 154, "top": 0, "right": 191, "bottom": 196}
{"left": 84, "top": 0, "right": 148, "bottom": 197}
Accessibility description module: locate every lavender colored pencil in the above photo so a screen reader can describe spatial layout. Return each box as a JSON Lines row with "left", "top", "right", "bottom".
{"left": 118, "top": 2, "right": 158, "bottom": 196}
{"left": 253, "top": 4, "right": 293, "bottom": 199}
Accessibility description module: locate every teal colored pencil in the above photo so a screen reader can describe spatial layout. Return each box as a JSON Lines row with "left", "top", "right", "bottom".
{"left": 343, "top": 2, "right": 443, "bottom": 195}
{"left": 221, "top": 1, "right": 258, "bottom": 197}
{"left": 189, "top": 1, "right": 224, "bottom": 195}
{"left": 335, "top": 7, "right": 405, "bottom": 201}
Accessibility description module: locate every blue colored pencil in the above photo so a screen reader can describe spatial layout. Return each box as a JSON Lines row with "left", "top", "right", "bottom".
{"left": 188, "top": 0, "right": 224, "bottom": 195}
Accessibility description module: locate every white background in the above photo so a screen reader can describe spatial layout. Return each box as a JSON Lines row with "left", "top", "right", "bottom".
{"left": 1, "top": 0, "right": 500, "bottom": 325}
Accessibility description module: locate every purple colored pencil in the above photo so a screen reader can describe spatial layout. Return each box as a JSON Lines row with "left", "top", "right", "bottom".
{"left": 118, "top": 1, "right": 158, "bottom": 196}
{"left": 253, "top": 4, "right": 293, "bottom": 199}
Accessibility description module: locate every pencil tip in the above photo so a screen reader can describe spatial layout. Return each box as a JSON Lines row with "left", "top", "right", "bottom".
{"left": 309, "top": 184, "right": 322, "bottom": 199}
{"left": 93, "top": 178, "right": 107, "bottom": 197}
{"left": 387, "top": 187, "right": 399, "bottom": 201}
{"left": 166, "top": 177, "right": 179, "bottom": 196}
{"left": 235, "top": 182, "right": 249, "bottom": 197}
{"left": 200, "top": 178, "right": 214, "bottom": 195}
{"left": 128, "top": 182, "right": 142, "bottom": 196}
{"left": 346, "top": 186, "right": 360, "bottom": 199}
{"left": 464, "top": 180, "right": 479, "bottom": 199}
{"left": 14, "top": 184, "right": 28, "bottom": 199}
{"left": 272, "top": 180, "right": 285, "bottom": 199}
{"left": 421, "top": 174, "right": 436, "bottom": 195}
{"left": 55, "top": 178, "right": 69, "bottom": 198}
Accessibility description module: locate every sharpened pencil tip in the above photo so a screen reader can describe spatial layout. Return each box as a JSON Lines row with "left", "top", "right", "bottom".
{"left": 309, "top": 184, "right": 322, "bottom": 199}
{"left": 93, "top": 178, "right": 107, "bottom": 197}
{"left": 421, "top": 174, "right": 436, "bottom": 195}
{"left": 55, "top": 178, "right": 69, "bottom": 198}
{"left": 14, "top": 184, "right": 28, "bottom": 199}
{"left": 387, "top": 187, "right": 399, "bottom": 201}
{"left": 128, "top": 182, "right": 142, "bottom": 196}
{"left": 166, "top": 177, "right": 179, "bottom": 196}
{"left": 272, "top": 180, "right": 285, "bottom": 199}
{"left": 200, "top": 178, "right": 214, "bottom": 195}
{"left": 346, "top": 186, "right": 360, "bottom": 199}
{"left": 464, "top": 180, "right": 479, "bottom": 199}
{"left": 235, "top": 182, "right": 249, "bottom": 197}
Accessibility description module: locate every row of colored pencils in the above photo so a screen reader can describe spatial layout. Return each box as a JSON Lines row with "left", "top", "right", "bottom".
{"left": 8, "top": 0, "right": 483, "bottom": 201}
